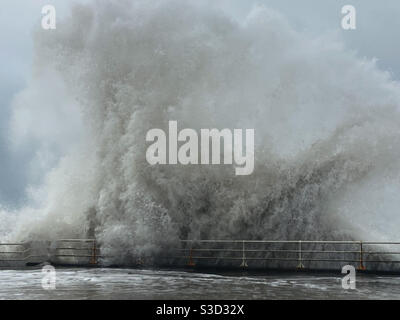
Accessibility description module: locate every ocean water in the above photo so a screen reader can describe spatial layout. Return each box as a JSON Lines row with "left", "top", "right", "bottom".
{"left": 1, "top": 267, "right": 400, "bottom": 300}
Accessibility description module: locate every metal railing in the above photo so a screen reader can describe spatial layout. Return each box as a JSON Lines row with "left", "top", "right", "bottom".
{"left": 0, "top": 243, "right": 30, "bottom": 263}
{"left": 175, "top": 240, "right": 400, "bottom": 271}
{"left": 53, "top": 239, "right": 99, "bottom": 265}
{"left": 2, "top": 239, "right": 400, "bottom": 271}
{"left": 0, "top": 239, "right": 100, "bottom": 266}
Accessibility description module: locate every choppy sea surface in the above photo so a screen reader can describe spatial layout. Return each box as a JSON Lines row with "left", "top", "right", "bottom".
{"left": 1, "top": 268, "right": 400, "bottom": 300}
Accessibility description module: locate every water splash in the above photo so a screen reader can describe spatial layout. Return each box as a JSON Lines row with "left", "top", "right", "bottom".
{"left": 3, "top": 0, "right": 400, "bottom": 264}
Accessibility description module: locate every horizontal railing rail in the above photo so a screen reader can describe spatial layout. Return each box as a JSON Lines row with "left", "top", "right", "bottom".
{"left": 176, "top": 240, "right": 400, "bottom": 270}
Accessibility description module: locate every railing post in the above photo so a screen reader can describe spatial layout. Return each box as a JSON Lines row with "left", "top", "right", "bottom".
{"left": 357, "top": 241, "right": 365, "bottom": 271}
{"left": 297, "top": 240, "right": 304, "bottom": 269}
{"left": 240, "top": 240, "right": 248, "bottom": 268}
{"left": 187, "top": 242, "right": 195, "bottom": 267}
{"left": 90, "top": 239, "right": 97, "bottom": 265}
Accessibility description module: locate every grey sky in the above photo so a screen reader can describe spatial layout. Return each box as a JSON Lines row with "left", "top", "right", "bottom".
{"left": 1, "top": 0, "right": 399, "bottom": 207}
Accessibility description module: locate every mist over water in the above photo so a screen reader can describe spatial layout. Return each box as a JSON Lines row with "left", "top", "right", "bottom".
{"left": 2, "top": 0, "right": 400, "bottom": 264}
